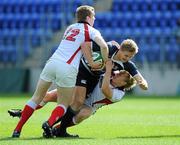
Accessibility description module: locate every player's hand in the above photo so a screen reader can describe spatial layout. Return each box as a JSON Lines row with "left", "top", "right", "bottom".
{"left": 138, "top": 80, "right": 148, "bottom": 90}
{"left": 90, "top": 62, "right": 104, "bottom": 71}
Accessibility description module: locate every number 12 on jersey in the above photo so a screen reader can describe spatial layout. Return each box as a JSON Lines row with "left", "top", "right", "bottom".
{"left": 63, "top": 28, "right": 80, "bottom": 42}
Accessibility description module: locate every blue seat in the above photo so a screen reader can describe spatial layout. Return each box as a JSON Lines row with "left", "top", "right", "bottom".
{"left": 165, "top": 44, "right": 179, "bottom": 63}
{"left": 7, "top": 45, "right": 17, "bottom": 63}
{"left": 151, "top": 1, "right": 158, "bottom": 11}
{"left": 50, "top": 14, "right": 63, "bottom": 31}
{"left": 102, "top": 28, "right": 115, "bottom": 41}
{"left": 0, "top": 45, "right": 8, "bottom": 63}
{"left": 160, "top": 2, "right": 168, "bottom": 11}
{"left": 105, "top": 12, "right": 113, "bottom": 27}
{"left": 95, "top": 12, "right": 107, "bottom": 28}
{"left": 135, "top": 51, "right": 145, "bottom": 64}
{"left": 146, "top": 44, "right": 160, "bottom": 63}
{"left": 170, "top": 2, "right": 177, "bottom": 11}
{"left": 140, "top": 1, "right": 148, "bottom": 12}
{"left": 112, "top": 0, "right": 120, "bottom": 12}
{"left": 0, "top": 44, "right": 5, "bottom": 62}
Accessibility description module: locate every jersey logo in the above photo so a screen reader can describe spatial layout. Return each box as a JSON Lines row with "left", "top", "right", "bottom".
{"left": 81, "top": 79, "right": 87, "bottom": 84}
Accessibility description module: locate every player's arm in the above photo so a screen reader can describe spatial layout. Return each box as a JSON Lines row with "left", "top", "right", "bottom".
{"left": 124, "top": 61, "right": 148, "bottom": 90}
{"left": 89, "top": 28, "right": 109, "bottom": 63}
{"left": 101, "top": 60, "right": 113, "bottom": 99}
{"left": 133, "top": 72, "right": 148, "bottom": 90}
{"left": 81, "top": 42, "right": 103, "bottom": 69}
{"left": 93, "top": 36, "right": 109, "bottom": 63}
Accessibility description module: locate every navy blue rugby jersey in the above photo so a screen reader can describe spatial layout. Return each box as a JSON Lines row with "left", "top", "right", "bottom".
{"left": 81, "top": 41, "right": 138, "bottom": 77}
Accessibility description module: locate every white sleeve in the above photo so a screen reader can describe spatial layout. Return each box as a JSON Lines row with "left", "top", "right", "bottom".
{"left": 111, "top": 89, "right": 125, "bottom": 102}
{"left": 89, "top": 27, "right": 102, "bottom": 41}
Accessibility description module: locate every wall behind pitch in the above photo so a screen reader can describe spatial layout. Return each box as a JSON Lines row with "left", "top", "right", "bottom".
{"left": 0, "top": 68, "right": 29, "bottom": 93}
{"left": 134, "top": 67, "right": 180, "bottom": 96}
{"left": 29, "top": 67, "right": 180, "bottom": 96}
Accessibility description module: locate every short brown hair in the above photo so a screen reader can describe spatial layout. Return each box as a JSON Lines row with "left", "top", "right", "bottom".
{"left": 76, "top": 5, "right": 95, "bottom": 22}
{"left": 119, "top": 70, "right": 136, "bottom": 90}
{"left": 120, "top": 39, "right": 138, "bottom": 54}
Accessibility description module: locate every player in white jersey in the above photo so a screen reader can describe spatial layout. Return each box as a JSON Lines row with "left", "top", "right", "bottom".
{"left": 12, "top": 5, "right": 108, "bottom": 138}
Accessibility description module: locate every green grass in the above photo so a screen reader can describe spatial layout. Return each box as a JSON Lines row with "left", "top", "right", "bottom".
{"left": 0, "top": 94, "right": 180, "bottom": 145}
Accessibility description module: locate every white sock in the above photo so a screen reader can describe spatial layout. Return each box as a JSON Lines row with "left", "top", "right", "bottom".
{"left": 27, "top": 100, "right": 37, "bottom": 109}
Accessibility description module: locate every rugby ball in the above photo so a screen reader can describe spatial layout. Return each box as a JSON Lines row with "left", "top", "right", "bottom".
{"left": 91, "top": 51, "right": 104, "bottom": 69}
{"left": 92, "top": 51, "right": 103, "bottom": 63}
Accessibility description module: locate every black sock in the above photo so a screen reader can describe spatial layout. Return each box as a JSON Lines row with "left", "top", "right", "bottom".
{"left": 53, "top": 117, "right": 62, "bottom": 126}
{"left": 57, "top": 106, "right": 77, "bottom": 134}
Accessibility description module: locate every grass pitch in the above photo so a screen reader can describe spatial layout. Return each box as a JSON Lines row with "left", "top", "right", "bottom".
{"left": 0, "top": 94, "right": 180, "bottom": 145}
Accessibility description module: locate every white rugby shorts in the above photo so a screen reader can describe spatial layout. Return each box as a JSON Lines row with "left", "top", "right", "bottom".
{"left": 40, "top": 59, "right": 78, "bottom": 87}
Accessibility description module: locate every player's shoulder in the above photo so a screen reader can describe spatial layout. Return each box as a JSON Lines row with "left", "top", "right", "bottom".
{"left": 123, "top": 60, "right": 138, "bottom": 70}
{"left": 124, "top": 60, "right": 135, "bottom": 65}
{"left": 108, "top": 45, "right": 119, "bottom": 58}
{"left": 67, "top": 23, "right": 84, "bottom": 29}
{"left": 88, "top": 25, "right": 100, "bottom": 33}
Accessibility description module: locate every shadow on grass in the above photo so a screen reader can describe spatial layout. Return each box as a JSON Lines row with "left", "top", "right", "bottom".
{"left": 0, "top": 136, "right": 94, "bottom": 141}
{"left": 0, "top": 137, "right": 43, "bottom": 141}
{"left": 116, "top": 134, "right": 180, "bottom": 139}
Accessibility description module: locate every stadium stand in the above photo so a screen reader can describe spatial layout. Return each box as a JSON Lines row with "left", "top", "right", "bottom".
{"left": 0, "top": 0, "right": 93, "bottom": 64}
{"left": 0, "top": 0, "right": 179, "bottom": 67}
{"left": 94, "top": 0, "right": 179, "bottom": 66}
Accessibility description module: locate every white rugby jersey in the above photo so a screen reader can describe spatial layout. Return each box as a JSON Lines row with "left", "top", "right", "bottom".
{"left": 51, "top": 22, "right": 102, "bottom": 70}
{"left": 85, "top": 81, "right": 125, "bottom": 113}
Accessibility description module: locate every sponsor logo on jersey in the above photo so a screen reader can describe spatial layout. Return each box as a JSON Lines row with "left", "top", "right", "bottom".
{"left": 81, "top": 79, "right": 87, "bottom": 84}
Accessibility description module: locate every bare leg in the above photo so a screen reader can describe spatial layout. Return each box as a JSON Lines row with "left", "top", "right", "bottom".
{"left": 74, "top": 105, "right": 92, "bottom": 124}
{"left": 43, "top": 89, "right": 58, "bottom": 103}
{"left": 71, "top": 86, "right": 87, "bottom": 111}
{"left": 12, "top": 79, "right": 51, "bottom": 137}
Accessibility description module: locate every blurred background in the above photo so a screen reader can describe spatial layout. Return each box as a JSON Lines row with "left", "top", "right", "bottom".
{"left": 0, "top": 0, "right": 179, "bottom": 96}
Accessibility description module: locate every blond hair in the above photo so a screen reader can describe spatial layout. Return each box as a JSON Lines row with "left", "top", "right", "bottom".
{"left": 76, "top": 5, "right": 95, "bottom": 22}
{"left": 120, "top": 39, "right": 138, "bottom": 54}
